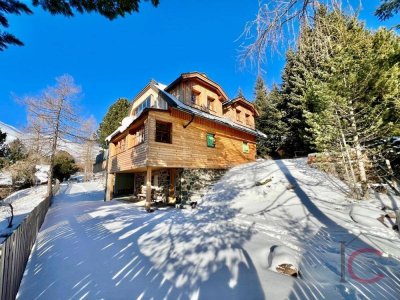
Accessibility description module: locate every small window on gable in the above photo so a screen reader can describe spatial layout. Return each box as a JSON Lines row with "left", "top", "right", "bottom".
{"left": 236, "top": 109, "right": 242, "bottom": 122}
{"left": 245, "top": 113, "right": 251, "bottom": 125}
{"left": 242, "top": 142, "right": 249, "bottom": 153}
{"left": 207, "top": 133, "right": 215, "bottom": 148}
{"left": 191, "top": 90, "right": 200, "bottom": 105}
{"left": 135, "top": 95, "right": 151, "bottom": 117}
{"left": 207, "top": 97, "right": 215, "bottom": 112}
{"left": 155, "top": 121, "right": 172, "bottom": 144}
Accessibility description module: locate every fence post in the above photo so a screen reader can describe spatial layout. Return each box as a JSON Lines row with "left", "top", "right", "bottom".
{"left": 0, "top": 243, "right": 4, "bottom": 299}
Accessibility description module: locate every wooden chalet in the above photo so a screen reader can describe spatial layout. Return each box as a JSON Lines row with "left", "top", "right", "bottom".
{"left": 105, "top": 72, "right": 261, "bottom": 204}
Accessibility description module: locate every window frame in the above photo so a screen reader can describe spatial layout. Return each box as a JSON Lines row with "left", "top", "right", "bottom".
{"left": 207, "top": 96, "right": 215, "bottom": 112}
{"left": 155, "top": 121, "right": 172, "bottom": 144}
{"left": 236, "top": 109, "right": 242, "bottom": 122}
{"left": 242, "top": 141, "right": 249, "bottom": 153}
{"left": 191, "top": 89, "right": 200, "bottom": 105}
{"left": 206, "top": 133, "right": 216, "bottom": 148}
{"left": 245, "top": 113, "right": 251, "bottom": 125}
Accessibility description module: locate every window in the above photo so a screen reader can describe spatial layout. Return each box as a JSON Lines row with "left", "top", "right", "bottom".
{"left": 236, "top": 109, "right": 242, "bottom": 122}
{"left": 134, "top": 96, "right": 151, "bottom": 117}
{"left": 242, "top": 142, "right": 249, "bottom": 153}
{"left": 245, "top": 113, "right": 251, "bottom": 125}
{"left": 207, "top": 97, "right": 215, "bottom": 112}
{"left": 191, "top": 90, "right": 200, "bottom": 105}
{"left": 155, "top": 121, "right": 172, "bottom": 143}
{"left": 207, "top": 133, "right": 215, "bottom": 148}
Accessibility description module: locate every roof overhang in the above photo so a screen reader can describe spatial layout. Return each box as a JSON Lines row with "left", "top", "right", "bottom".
{"left": 165, "top": 72, "right": 229, "bottom": 102}
{"left": 223, "top": 97, "right": 260, "bottom": 117}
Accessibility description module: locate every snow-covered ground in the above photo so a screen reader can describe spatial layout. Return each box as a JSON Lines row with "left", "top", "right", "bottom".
{"left": 17, "top": 159, "right": 400, "bottom": 300}
{"left": 0, "top": 185, "right": 48, "bottom": 239}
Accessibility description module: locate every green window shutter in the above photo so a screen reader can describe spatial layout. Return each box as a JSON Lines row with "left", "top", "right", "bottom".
{"left": 207, "top": 133, "right": 215, "bottom": 148}
{"left": 242, "top": 142, "right": 249, "bottom": 153}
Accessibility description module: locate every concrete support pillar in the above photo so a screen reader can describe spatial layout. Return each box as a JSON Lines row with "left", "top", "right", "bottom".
{"left": 105, "top": 173, "right": 115, "bottom": 201}
{"left": 145, "top": 167, "right": 152, "bottom": 209}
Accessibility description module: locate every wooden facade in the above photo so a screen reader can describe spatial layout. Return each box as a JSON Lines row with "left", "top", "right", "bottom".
{"left": 105, "top": 72, "right": 259, "bottom": 202}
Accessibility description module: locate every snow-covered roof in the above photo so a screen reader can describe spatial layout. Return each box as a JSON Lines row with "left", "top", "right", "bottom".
{"left": 105, "top": 116, "right": 136, "bottom": 142}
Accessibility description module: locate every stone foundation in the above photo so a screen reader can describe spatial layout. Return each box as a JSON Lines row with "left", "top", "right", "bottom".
{"left": 176, "top": 168, "right": 226, "bottom": 204}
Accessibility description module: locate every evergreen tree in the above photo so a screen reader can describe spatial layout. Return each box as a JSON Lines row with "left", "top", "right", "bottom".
{"left": 255, "top": 82, "right": 288, "bottom": 157}
{"left": 7, "top": 138, "right": 27, "bottom": 163}
{"left": 236, "top": 87, "right": 245, "bottom": 98}
{"left": 279, "top": 48, "right": 314, "bottom": 156}
{"left": 0, "top": 129, "right": 8, "bottom": 169}
{"left": 97, "top": 98, "right": 130, "bottom": 148}
{"left": 53, "top": 151, "right": 79, "bottom": 181}
{"left": 253, "top": 77, "right": 268, "bottom": 112}
{"left": 301, "top": 9, "right": 400, "bottom": 196}
{"left": 375, "top": 0, "right": 400, "bottom": 28}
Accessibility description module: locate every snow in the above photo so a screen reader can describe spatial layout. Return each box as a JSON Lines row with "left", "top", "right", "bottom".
{"left": 0, "top": 120, "right": 23, "bottom": 143}
{"left": 0, "top": 172, "right": 12, "bottom": 186}
{"left": 17, "top": 159, "right": 400, "bottom": 299}
{"left": 35, "top": 165, "right": 50, "bottom": 184}
{"left": 0, "top": 185, "right": 48, "bottom": 240}
{"left": 105, "top": 116, "right": 136, "bottom": 142}
{"left": 268, "top": 245, "right": 300, "bottom": 275}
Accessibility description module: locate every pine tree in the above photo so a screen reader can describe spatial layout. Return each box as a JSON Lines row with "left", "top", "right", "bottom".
{"left": 279, "top": 48, "right": 313, "bottom": 156}
{"left": 7, "top": 138, "right": 27, "bottom": 163}
{"left": 97, "top": 98, "right": 130, "bottom": 148}
{"left": 53, "top": 151, "right": 79, "bottom": 181}
{"left": 302, "top": 9, "right": 400, "bottom": 197}
{"left": 237, "top": 87, "right": 245, "bottom": 98}
{"left": 254, "top": 77, "right": 287, "bottom": 157}
{"left": 0, "top": 129, "right": 8, "bottom": 169}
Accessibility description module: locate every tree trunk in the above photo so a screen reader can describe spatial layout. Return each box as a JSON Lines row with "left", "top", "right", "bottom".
{"left": 349, "top": 105, "right": 368, "bottom": 197}
{"left": 46, "top": 101, "right": 63, "bottom": 197}
{"left": 336, "top": 111, "right": 359, "bottom": 198}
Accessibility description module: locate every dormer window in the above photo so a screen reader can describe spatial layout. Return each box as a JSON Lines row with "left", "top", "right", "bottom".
{"left": 191, "top": 90, "right": 200, "bottom": 105}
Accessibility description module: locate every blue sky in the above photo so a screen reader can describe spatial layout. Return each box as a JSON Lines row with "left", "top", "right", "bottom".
{"left": 0, "top": 0, "right": 397, "bottom": 129}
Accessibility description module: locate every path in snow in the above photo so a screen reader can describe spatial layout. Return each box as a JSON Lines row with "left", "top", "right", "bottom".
{"left": 17, "top": 160, "right": 400, "bottom": 300}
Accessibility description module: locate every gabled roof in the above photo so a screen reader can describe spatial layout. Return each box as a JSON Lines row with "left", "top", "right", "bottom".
{"left": 165, "top": 72, "right": 229, "bottom": 101}
{"left": 154, "top": 83, "right": 266, "bottom": 137}
{"left": 223, "top": 96, "right": 260, "bottom": 117}
{"left": 106, "top": 78, "right": 267, "bottom": 143}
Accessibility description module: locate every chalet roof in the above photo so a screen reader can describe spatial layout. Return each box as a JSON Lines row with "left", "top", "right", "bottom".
{"left": 223, "top": 96, "right": 260, "bottom": 117}
{"left": 154, "top": 83, "right": 266, "bottom": 138}
{"left": 165, "top": 72, "right": 229, "bottom": 101}
{"left": 106, "top": 79, "right": 267, "bottom": 143}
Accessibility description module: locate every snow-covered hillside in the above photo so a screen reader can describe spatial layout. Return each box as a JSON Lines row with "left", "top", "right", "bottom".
{"left": 0, "top": 185, "right": 48, "bottom": 239}
{"left": 17, "top": 159, "right": 400, "bottom": 300}
{"left": 0, "top": 121, "right": 23, "bottom": 143}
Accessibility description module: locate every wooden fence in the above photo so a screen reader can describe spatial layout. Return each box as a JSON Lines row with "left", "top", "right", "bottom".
{"left": 0, "top": 183, "right": 60, "bottom": 300}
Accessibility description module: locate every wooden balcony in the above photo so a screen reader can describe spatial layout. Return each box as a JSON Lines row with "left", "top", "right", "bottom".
{"left": 109, "top": 143, "right": 148, "bottom": 173}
